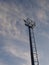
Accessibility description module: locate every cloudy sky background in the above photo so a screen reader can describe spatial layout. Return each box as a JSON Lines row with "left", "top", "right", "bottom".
{"left": 0, "top": 0, "right": 49, "bottom": 65}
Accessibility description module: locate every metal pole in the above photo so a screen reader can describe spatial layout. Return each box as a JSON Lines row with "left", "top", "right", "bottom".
{"left": 28, "top": 26, "right": 34, "bottom": 65}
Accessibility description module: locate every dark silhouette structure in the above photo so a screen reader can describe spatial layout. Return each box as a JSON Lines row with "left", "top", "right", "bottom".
{"left": 24, "top": 18, "right": 39, "bottom": 65}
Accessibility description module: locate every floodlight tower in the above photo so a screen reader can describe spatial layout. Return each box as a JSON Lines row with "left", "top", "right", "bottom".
{"left": 24, "top": 18, "right": 39, "bottom": 65}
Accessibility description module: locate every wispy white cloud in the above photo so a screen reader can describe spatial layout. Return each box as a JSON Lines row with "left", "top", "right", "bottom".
{"left": 0, "top": 60, "right": 7, "bottom": 65}
{"left": 3, "top": 43, "right": 27, "bottom": 60}
{"left": 0, "top": 2, "right": 29, "bottom": 43}
{"left": 1, "top": 40, "right": 31, "bottom": 65}
{"left": 0, "top": 0, "right": 49, "bottom": 65}
{"left": 36, "top": 9, "right": 48, "bottom": 25}
{"left": 40, "top": 31, "right": 49, "bottom": 39}
{"left": 37, "top": 0, "right": 46, "bottom": 7}
{"left": 0, "top": 2, "right": 31, "bottom": 65}
{"left": 0, "top": 62, "right": 5, "bottom": 65}
{"left": 37, "top": 0, "right": 49, "bottom": 10}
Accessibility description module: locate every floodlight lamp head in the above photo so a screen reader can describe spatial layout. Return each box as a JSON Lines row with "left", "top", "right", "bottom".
{"left": 24, "top": 18, "right": 30, "bottom": 24}
{"left": 24, "top": 18, "right": 36, "bottom": 28}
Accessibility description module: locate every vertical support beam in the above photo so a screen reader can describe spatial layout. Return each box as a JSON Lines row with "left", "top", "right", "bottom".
{"left": 28, "top": 26, "right": 34, "bottom": 65}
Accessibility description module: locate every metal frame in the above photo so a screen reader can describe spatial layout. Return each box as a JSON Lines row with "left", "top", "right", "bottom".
{"left": 24, "top": 18, "right": 35, "bottom": 65}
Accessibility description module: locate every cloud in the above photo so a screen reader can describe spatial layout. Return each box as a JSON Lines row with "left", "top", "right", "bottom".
{"left": 3, "top": 43, "right": 27, "bottom": 60}
{"left": 0, "top": 60, "right": 7, "bottom": 65}
{"left": 37, "top": 0, "right": 46, "bottom": 7}
{"left": 1, "top": 39, "right": 31, "bottom": 65}
{"left": 40, "top": 31, "right": 49, "bottom": 39}
{"left": 37, "top": 0, "right": 48, "bottom": 10}
{"left": 0, "top": 2, "right": 29, "bottom": 43}
{"left": 1, "top": 0, "right": 49, "bottom": 65}
{"left": 32, "top": 0, "right": 49, "bottom": 26}
{"left": 0, "top": 2, "right": 31, "bottom": 65}
{"left": 0, "top": 62, "right": 5, "bottom": 65}
{"left": 36, "top": 9, "right": 49, "bottom": 25}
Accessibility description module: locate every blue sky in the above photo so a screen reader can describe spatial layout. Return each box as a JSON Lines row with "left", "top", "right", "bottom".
{"left": 0, "top": 0, "right": 49, "bottom": 65}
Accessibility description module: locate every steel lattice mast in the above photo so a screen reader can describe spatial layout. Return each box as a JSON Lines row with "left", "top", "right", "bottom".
{"left": 24, "top": 18, "right": 39, "bottom": 65}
